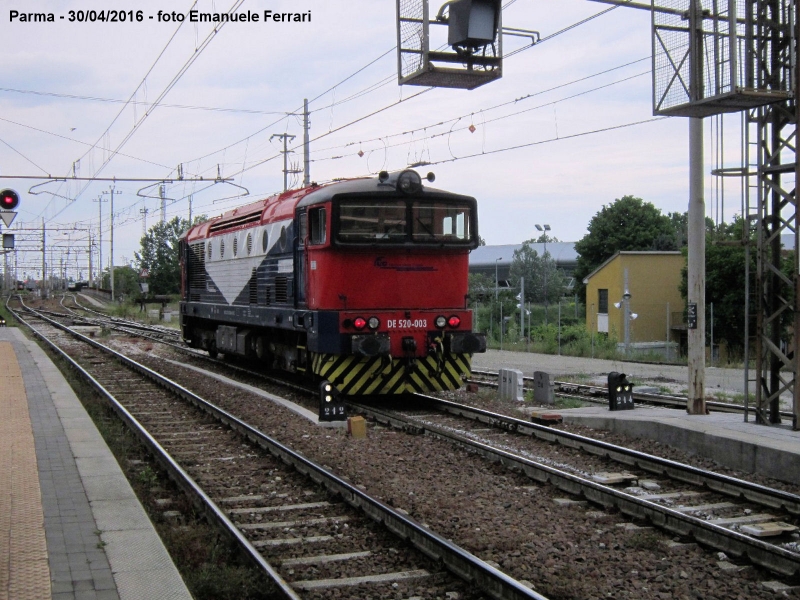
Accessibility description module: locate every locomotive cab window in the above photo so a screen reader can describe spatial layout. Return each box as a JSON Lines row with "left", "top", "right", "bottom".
{"left": 337, "top": 200, "right": 407, "bottom": 242}
{"left": 334, "top": 197, "right": 475, "bottom": 245}
{"left": 412, "top": 201, "right": 472, "bottom": 243}
{"left": 309, "top": 207, "right": 326, "bottom": 245}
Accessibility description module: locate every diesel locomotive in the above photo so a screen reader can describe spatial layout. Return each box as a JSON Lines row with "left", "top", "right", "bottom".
{"left": 179, "top": 169, "right": 486, "bottom": 395}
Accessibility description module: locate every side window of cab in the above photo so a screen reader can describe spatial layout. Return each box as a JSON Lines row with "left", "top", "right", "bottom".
{"left": 309, "top": 207, "right": 327, "bottom": 245}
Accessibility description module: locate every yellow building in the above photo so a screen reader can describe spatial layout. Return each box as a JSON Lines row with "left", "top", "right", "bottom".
{"left": 583, "top": 252, "right": 685, "bottom": 351}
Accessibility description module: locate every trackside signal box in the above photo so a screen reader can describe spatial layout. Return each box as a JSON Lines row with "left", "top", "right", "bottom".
{"left": 319, "top": 380, "right": 346, "bottom": 422}
{"left": 608, "top": 372, "right": 634, "bottom": 411}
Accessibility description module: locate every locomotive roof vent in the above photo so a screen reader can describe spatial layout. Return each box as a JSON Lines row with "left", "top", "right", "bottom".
{"left": 377, "top": 169, "right": 435, "bottom": 195}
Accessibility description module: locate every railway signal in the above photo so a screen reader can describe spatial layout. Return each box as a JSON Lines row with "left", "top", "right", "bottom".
{"left": 0, "top": 189, "right": 19, "bottom": 228}
{"left": 447, "top": 0, "right": 501, "bottom": 52}
{"left": 319, "top": 380, "right": 346, "bottom": 422}
{"left": 608, "top": 372, "right": 634, "bottom": 411}
{"left": 0, "top": 189, "right": 19, "bottom": 210}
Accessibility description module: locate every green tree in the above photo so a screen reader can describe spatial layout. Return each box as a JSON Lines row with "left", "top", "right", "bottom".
{"left": 574, "top": 195, "right": 677, "bottom": 300}
{"left": 679, "top": 217, "right": 793, "bottom": 360}
{"left": 135, "top": 216, "right": 204, "bottom": 295}
{"left": 110, "top": 265, "right": 140, "bottom": 299}
{"left": 468, "top": 272, "right": 494, "bottom": 301}
{"left": 508, "top": 241, "right": 565, "bottom": 304}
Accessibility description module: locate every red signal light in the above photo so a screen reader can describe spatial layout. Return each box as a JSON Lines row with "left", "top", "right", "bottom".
{"left": 448, "top": 315, "right": 461, "bottom": 328}
{"left": 0, "top": 189, "right": 19, "bottom": 210}
{"left": 353, "top": 317, "right": 367, "bottom": 330}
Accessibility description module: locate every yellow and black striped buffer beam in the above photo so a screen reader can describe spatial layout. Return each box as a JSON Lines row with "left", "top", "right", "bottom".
{"left": 311, "top": 352, "right": 472, "bottom": 395}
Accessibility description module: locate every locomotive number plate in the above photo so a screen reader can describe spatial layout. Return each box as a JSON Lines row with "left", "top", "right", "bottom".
{"left": 386, "top": 319, "right": 428, "bottom": 329}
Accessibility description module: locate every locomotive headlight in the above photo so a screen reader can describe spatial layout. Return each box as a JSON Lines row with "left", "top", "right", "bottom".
{"left": 368, "top": 316, "right": 380, "bottom": 330}
{"left": 448, "top": 315, "right": 461, "bottom": 328}
{"left": 397, "top": 170, "right": 422, "bottom": 195}
{"left": 435, "top": 315, "right": 447, "bottom": 329}
{"left": 353, "top": 317, "right": 367, "bottom": 330}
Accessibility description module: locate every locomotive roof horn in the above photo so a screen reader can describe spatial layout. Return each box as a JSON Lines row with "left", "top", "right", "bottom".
{"left": 377, "top": 169, "right": 436, "bottom": 194}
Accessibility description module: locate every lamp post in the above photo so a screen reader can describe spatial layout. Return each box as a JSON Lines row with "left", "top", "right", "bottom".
{"left": 535, "top": 224, "right": 551, "bottom": 324}
{"left": 614, "top": 268, "right": 638, "bottom": 355}
{"left": 495, "top": 257, "right": 502, "bottom": 300}
{"left": 493, "top": 257, "right": 502, "bottom": 341}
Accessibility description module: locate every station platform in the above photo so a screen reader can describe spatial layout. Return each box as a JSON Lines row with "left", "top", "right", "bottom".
{"left": 557, "top": 405, "right": 800, "bottom": 486}
{"left": 0, "top": 327, "right": 191, "bottom": 600}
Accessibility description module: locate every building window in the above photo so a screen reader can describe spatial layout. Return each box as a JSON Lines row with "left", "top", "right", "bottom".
{"left": 598, "top": 289, "right": 609, "bottom": 314}
{"left": 597, "top": 288, "right": 609, "bottom": 333}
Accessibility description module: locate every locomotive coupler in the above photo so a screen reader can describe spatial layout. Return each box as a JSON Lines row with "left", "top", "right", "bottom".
{"left": 402, "top": 336, "right": 418, "bottom": 368}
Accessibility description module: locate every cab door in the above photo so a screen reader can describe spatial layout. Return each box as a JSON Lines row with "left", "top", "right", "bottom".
{"left": 294, "top": 209, "right": 307, "bottom": 307}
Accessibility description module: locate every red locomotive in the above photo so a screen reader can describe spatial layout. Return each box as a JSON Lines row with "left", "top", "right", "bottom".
{"left": 179, "top": 169, "right": 486, "bottom": 395}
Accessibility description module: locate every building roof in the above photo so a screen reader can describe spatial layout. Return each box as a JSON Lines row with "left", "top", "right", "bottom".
{"left": 582, "top": 251, "right": 683, "bottom": 284}
{"left": 469, "top": 242, "right": 578, "bottom": 269}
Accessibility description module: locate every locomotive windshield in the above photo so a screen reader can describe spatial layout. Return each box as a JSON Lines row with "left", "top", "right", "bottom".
{"left": 335, "top": 198, "right": 474, "bottom": 245}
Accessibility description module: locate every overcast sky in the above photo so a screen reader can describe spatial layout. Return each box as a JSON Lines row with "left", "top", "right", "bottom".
{"left": 2, "top": 0, "right": 745, "bottom": 280}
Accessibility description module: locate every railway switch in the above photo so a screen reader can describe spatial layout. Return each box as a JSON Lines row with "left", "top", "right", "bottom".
{"left": 608, "top": 372, "right": 634, "bottom": 411}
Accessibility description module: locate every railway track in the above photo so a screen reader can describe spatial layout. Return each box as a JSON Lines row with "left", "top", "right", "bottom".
{"left": 61, "top": 293, "right": 184, "bottom": 343}
{"left": 30, "top": 297, "right": 800, "bottom": 577}
{"left": 350, "top": 394, "right": 800, "bottom": 579}
{"left": 14, "top": 296, "right": 800, "bottom": 591}
{"left": 10, "top": 298, "right": 546, "bottom": 600}
{"left": 469, "top": 369, "right": 797, "bottom": 420}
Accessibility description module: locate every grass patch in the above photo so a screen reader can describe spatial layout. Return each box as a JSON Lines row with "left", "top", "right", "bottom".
{"left": 709, "top": 391, "right": 746, "bottom": 405}
{"left": 555, "top": 397, "right": 589, "bottom": 409}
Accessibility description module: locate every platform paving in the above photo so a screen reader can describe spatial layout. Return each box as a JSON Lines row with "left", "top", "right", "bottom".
{"left": 557, "top": 405, "right": 800, "bottom": 485}
{"left": 0, "top": 327, "right": 192, "bottom": 600}
{"left": 476, "top": 349, "right": 800, "bottom": 485}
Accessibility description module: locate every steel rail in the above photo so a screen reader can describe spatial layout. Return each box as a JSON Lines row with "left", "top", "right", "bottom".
{"left": 67, "top": 294, "right": 182, "bottom": 339}
{"left": 350, "top": 399, "right": 800, "bottom": 577}
{"left": 9, "top": 299, "right": 303, "bottom": 600}
{"left": 410, "top": 394, "right": 800, "bottom": 515}
{"left": 10, "top": 300, "right": 548, "bottom": 600}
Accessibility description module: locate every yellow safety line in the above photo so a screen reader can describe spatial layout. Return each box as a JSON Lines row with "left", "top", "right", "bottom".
{"left": 0, "top": 342, "right": 50, "bottom": 600}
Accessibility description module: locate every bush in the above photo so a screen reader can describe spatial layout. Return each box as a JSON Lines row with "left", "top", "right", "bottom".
{"left": 495, "top": 322, "right": 620, "bottom": 358}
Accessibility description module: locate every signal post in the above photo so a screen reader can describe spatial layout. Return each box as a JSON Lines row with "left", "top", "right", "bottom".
{"left": 0, "top": 190, "right": 20, "bottom": 292}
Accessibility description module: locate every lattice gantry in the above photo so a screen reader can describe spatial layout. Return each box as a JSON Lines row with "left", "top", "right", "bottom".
{"left": 652, "top": 0, "right": 793, "bottom": 117}
{"left": 396, "top": 0, "right": 503, "bottom": 90}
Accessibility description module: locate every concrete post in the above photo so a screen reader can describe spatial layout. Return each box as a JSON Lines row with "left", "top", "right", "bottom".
{"left": 688, "top": 116, "right": 706, "bottom": 414}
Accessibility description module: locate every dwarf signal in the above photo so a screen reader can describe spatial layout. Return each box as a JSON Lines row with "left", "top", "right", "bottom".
{"left": 608, "top": 372, "right": 635, "bottom": 411}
